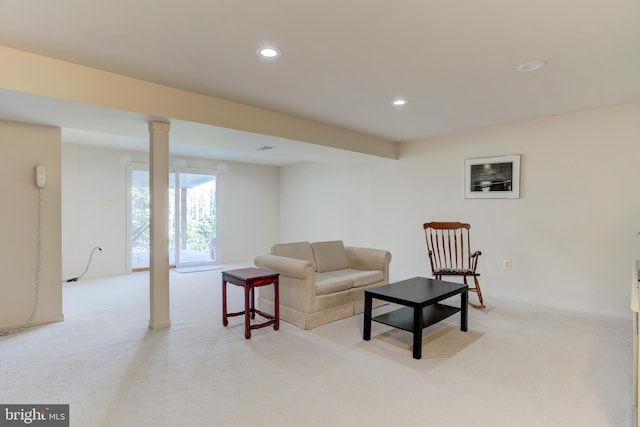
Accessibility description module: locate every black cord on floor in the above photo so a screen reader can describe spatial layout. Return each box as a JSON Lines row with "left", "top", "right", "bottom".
{"left": 63, "top": 246, "right": 102, "bottom": 283}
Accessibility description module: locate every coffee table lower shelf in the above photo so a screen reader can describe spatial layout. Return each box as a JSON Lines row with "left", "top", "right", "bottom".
{"left": 372, "top": 304, "right": 460, "bottom": 332}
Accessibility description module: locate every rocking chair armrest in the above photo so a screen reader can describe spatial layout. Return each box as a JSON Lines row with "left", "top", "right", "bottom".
{"left": 470, "top": 251, "right": 482, "bottom": 270}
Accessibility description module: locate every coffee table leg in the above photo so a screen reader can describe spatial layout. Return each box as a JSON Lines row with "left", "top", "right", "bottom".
{"left": 461, "top": 290, "right": 468, "bottom": 332}
{"left": 363, "top": 292, "right": 372, "bottom": 340}
{"left": 413, "top": 306, "right": 423, "bottom": 359}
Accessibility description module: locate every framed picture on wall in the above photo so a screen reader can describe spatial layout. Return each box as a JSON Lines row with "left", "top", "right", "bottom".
{"left": 465, "top": 155, "right": 520, "bottom": 199}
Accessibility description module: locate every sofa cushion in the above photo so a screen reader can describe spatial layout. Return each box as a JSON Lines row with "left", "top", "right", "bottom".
{"left": 312, "top": 241, "right": 349, "bottom": 273}
{"left": 272, "top": 242, "right": 316, "bottom": 270}
{"left": 335, "top": 268, "right": 384, "bottom": 288}
{"left": 315, "top": 272, "right": 353, "bottom": 296}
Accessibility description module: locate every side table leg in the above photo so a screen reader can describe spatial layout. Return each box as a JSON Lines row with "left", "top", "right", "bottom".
{"left": 250, "top": 285, "right": 256, "bottom": 319}
{"left": 413, "top": 306, "right": 423, "bottom": 359}
{"left": 244, "top": 284, "right": 251, "bottom": 339}
{"left": 222, "top": 278, "right": 228, "bottom": 326}
{"left": 274, "top": 278, "right": 280, "bottom": 331}
{"left": 363, "top": 293, "right": 372, "bottom": 340}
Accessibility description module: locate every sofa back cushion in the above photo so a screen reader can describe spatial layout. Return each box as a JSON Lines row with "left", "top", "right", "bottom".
{"left": 272, "top": 242, "right": 316, "bottom": 270}
{"left": 312, "top": 241, "right": 349, "bottom": 273}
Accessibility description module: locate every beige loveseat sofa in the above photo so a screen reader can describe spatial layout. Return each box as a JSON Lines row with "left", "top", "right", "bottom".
{"left": 254, "top": 240, "right": 391, "bottom": 330}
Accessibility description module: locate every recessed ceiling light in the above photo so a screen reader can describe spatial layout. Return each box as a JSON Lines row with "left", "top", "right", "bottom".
{"left": 257, "top": 46, "right": 281, "bottom": 59}
{"left": 392, "top": 98, "right": 407, "bottom": 106}
{"left": 516, "top": 60, "right": 547, "bottom": 72}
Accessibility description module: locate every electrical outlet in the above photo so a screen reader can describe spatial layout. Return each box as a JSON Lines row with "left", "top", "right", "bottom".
{"left": 503, "top": 259, "right": 512, "bottom": 270}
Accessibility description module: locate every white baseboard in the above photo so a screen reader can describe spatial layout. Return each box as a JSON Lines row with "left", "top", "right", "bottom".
{"left": 0, "top": 314, "right": 64, "bottom": 332}
{"left": 488, "top": 292, "right": 632, "bottom": 320}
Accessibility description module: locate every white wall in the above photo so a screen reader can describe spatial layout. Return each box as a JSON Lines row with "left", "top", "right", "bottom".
{"left": 62, "top": 144, "right": 280, "bottom": 278}
{"left": 0, "top": 121, "right": 63, "bottom": 329}
{"left": 216, "top": 160, "right": 280, "bottom": 262}
{"left": 280, "top": 162, "right": 371, "bottom": 245}
{"left": 280, "top": 104, "right": 640, "bottom": 318}
{"left": 62, "top": 144, "right": 132, "bottom": 278}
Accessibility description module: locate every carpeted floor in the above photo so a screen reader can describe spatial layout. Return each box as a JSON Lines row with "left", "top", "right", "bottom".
{"left": 174, "top": 265, "right": 223, "bottom": 273}
{"left": 0, "top": 267, "right": 636, "bottom": 426}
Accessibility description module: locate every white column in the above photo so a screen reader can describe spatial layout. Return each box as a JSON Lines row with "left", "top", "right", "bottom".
{"left": 148, "top": 121, "right": 171, "bottom": 330}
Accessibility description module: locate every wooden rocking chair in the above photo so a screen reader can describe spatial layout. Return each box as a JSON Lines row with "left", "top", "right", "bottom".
{"left": 423, "top": 222, "right": 485, "bottom": 308}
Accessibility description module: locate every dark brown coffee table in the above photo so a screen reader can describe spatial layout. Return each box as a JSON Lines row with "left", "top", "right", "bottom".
{"left": 363, "top": 277, "right": 468, "bottom": 359}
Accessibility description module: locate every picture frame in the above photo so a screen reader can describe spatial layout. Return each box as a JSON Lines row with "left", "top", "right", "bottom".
{"left": 465, "top": 155, "right": 520, "bottom": 199}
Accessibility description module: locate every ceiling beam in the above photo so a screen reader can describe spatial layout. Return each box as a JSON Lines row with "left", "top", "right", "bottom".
{"left": 0, "top": 45, "right": 397, "bottom": 160}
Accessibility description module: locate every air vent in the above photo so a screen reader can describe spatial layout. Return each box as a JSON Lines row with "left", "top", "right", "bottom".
{"left": 257, "top": 145, "right": 276, "bottom": 151}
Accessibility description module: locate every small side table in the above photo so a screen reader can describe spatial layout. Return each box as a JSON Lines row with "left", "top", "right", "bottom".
{"left": 221, "top": 267, "right": 280, "bottom": 339}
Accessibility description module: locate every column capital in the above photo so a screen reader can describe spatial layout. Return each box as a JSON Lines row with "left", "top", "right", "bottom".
{"left": 149, "top": 121, "right": 170, "bottom": 133}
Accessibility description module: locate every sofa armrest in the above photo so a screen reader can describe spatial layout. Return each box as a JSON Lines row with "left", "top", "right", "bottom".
{"left": 254, "top": 254, "right": 315, "bottom": 279}
{"left": 345, "top": 246, "right": 392, "bottom": 282}
{"left": 254, "top": 253, "right": 316, "bottom": 313}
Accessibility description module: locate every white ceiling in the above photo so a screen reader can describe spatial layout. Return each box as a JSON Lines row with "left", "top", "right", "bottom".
{"left": 0, "top": 0, "right": 639, "bottom": 165}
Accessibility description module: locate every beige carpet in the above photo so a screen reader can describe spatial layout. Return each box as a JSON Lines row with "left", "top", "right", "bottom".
{"left": 0, "top": 266, "right": 635, "bottom": 426}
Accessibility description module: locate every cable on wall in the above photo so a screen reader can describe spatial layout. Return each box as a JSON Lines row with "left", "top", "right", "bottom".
{"left": 0, "top": 188, "right": 43, "bottom": 337}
